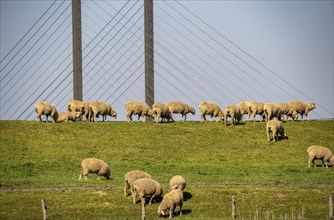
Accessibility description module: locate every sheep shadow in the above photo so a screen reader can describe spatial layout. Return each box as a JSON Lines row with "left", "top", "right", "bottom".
{"left": 268, "top": 136, "right": 288, "bottom": 142}
{"left": 161, "top": 209, "right": 192, "bottom": 218}
{"left": 183, "top": 191, "right": 193, "bottom": 202}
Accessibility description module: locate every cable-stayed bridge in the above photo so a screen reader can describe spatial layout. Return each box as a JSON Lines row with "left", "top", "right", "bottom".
{"left": 0, "top": 0, "right": 333, "bottom": 121}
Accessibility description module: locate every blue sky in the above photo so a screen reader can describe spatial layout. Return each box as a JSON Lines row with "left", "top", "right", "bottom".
{"left": 0, "top": 0, "right": 333, "bottom": 121}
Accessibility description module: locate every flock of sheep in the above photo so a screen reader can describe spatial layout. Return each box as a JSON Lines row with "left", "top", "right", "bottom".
{"left": 80, "top": 158, "right": 185, "bottom": 219}
{"left": 34, "top": 99, "right": 333, "bottom": 219}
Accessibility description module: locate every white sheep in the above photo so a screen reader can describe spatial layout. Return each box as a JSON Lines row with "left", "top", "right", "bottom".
{"left": 264, "top": 103, "right": 282, "bottom": 122}
{"left": 248, "top": 102, "right": 265, "bottom": 122}
{"left": 198, "top": 101, "right": 224, "bottom": 122}
{"left": 57, "top": 111, "right": 82, "bottom": 122}
{"left": 125, "top": 101, "right": 154, "bottom": 122}
{"left": 288, "top": 101, "right": 316, "bottom": 121}
{"left": 307, "top": 145, "right": 334, "bottom": 168}
{"left": 81, "top": 102, "right": 92, "bottom": 121}
{"left": 277, "top": 103, "right": 298, "bottom": 122}
{"left": 79, "top": 158, "right": 111, "bottom": 180}
{"left": 34, "top": 102, "right": 58, "bottom": 123}
{"left": 236, "top": 101, "right": 252, "bottom": 121}
{"left": 132, "top": 178, "right": 163, "bottom": 205}
{"left": 67, "top": 100, "right": 83, "bottom": 121}
{"left": 152, "top": 103, "right": 173, "bottom": 123}
{"left": 158, "top": 189, "right": 184, "bottom": 219}
{"left": 266, "top": 119, "right": 288, "bottom": 142}
{"left": 89, "top": 102, "right": 117, "bottom": 122}
{"left": 124, "top": 170, "right": 152, "bottom": 197}
{"left": 166, "top": 101, "right": 195, "bottom": 121}
{"left": 225, "top": 105, "right": 242, "bottom": 126}
{"left": 169, "top": 175, "right": 186, "bottom": 191}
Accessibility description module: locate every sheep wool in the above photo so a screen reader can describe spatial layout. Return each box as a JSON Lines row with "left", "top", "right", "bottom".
{"left": 125, "top": 101, "right": 154, "bottom": 122}
{"left": 57, "top": 111, "right": 82, "bottom": 122}
{"left": 307, "top": 145, "right": 334, "bottom": 168}
{"left": 198, "top": 101, "right": 224, "bottom": 122}
{"left": 158, "top": 189, "right": 184, "bottom": 219}
{"left": 34, "top": 102, "right": 58, "bottom": 123}
{"left": 124, "top": 170, "right": 152, "bottom": 197}
{"left": 166, "top": 101, "right": 195, "bottom": 121}
{"left": 225, "top": 105, "right": 242, "bottom": 126}
{"left": 152, "top": 103, "right": 173, "bottom": 123}
{"left": 236, "top": 101, "right": 252, "bottom": 121}
{"left": 266, "top": 119, "right": 287, "bottom": 142}
{"left": 89, "top": 102, "right": 117, "bottom": 122}
{"left": 277, "top": 103, "right": 298, "bottom": 122}
{"left": 288, "top": 101, "right": 316, "bottom": 121}
{"left": 169, "top": 175, "right": 186, "bottom": 191}
{"left": 79, "top": 158, "right": 111, "bottom": 180}
{"left": 248, "top": 102, "right": 265, "bottom": 122}
{"left": 132, "top": 178, "right": 163, "bottom": 205}
{"left": 264, "top": 103, "right": 282, "bottom": 122}
{"left": 81, "top": 102, "right": 92, "bottom": 121}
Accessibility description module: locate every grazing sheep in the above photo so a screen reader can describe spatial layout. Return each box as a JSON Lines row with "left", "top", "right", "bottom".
{"left": 124, "top": 170, "right": 152, "bottom": 197}
{"left": 166, "top": 101, "right": 195, "bottom": 121}
{"left": 79, "top": 158, "right": 111, "bottom": 180}
{"left": 277, "top": 103, "right": 298, "bottom": 122}
{"left": 152, "top": 103, "right": 173, "bottom": 123}
{"left": 236, "top": 101, "right": 252, "bottom": 121}
{"left": 132, "top": 178, "right": 163, "bottom": 205}
{"left": 198, "top": 101, "right": 224, "bottom": 122}
{"left": 169, "top": 175, "right": 186, "bottom": 191}
{"left": 248, "top": 102, "right": 265, "bottom": 122}
{"left": 264, "top": 103, "right": 282, "bottom": 122}
{"left": 158, "top": 189, "right": 184, "bottom": 219}
{"left": 288, "top": 101, "right": 316, "bottom": 121}
{"left": 67, "top": 100, "right": 83, "bottom": 121}
{"left": 125, "top": 101, "right": 154, "bottom": 122}
{"left": 225, "top": 105, "right": 242, "bottom": 126}
{"left": 266, "top": 119, "right": 288, "bottom": 142}
{"left": 307, "top": 145, "right": 334, "bottom": 168}
{"left": 34, "top": 102, "right": 58, "bottom": 123}
{"left": 81, "top": 102, "right": 92, "bottom": 121}
{"left": 89, "top": 102, "right": 117, "bottom": 122}
{"left": 57, "top": 111, "right": 82, "bottom": 122}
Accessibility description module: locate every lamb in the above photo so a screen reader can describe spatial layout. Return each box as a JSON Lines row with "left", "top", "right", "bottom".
{"left": 266, "top": 119, "right": 288, "bottom": 142}
{"left": 124, "top": 170, "right": 152, "bottom": 197}
{"left": 224, "top": 105, "right": 242, "bottom": 126}
{"left": 132, "top": 178, "right": 163, "bottom": 205}
{"left": 236, "top": 101, "right": 252, "bottom": 121}
{"left": 248, "top": 102, "right": 265, "bottom": 122}
{"left": 125, "top": 101, "right": 154, "bottom": 122}
{"left": 169, "top": 175, "right": 186, "bottom": 191}
{"left": 166, "top": 101, "right": 195, "bottom": 121}
{"left": 152, "top": 103, "right": 173, "bottom": 123}
{"left": 79, "top": 158, "right": 111, "bottom": 180}
{"left": 34, "top": 102, "right": 58, "bottom": 123}
{"left": 198, "top": 101, "right": 224, "bottom": 122}
{"left": 158, "top": 189, "right": 184, "bottom": 219}
{"left": 264, "top": 103, "right": 282, "bottom": 122}
{"left": 277, "top": 103, "right": 298, "bottom": 122}
{"left": 288, "top": 101, "right": 316, "bottom": 121}
{"left": 307, "top": 145, "right": 334, "bottom": 168}
{"left": 57, "top": 111, "right": 82, "bottom": 122}
{"left": 89, "top": 102, "right": 117, "bottom": 122}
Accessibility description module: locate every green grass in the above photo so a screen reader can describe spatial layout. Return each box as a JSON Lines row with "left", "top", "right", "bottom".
{"left": 0, "top": 120, "right": 333, "bottom": 219}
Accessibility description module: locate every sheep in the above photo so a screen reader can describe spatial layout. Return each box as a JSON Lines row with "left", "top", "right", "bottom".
{"left": 158, "top": 189, "right": 184, "bottom": 219}
{"left": 152, "top": 103, "right": 173, "bottom": 123}
{"left": 79, "top": 158, "right": 111, "bottom": 180}
{"left": 248, "top": 102, "right": 265, "bottom": 122}
{"left": 288, "top": 101, "right": 316, "bottom": 121}
{"left": 236, "top": 101, "right": 252, "bottom": 121}
{"left": 125, "top": 101, "right": 154, "bottom": 122}
{"left": 81, "top": 102, "right": 92, "bottom": 121}
{"left": 89, "top": 102, "right": 117, "bottom": 122}
{"left": 277, "top": 103, "right": 298, "bottom": 122}
{"left": 307, "top": 145, "right": 334, "bottom": 168}
{"left": 57, "top": 111, "right": 82, "bottom": 122}
{"left": 169, "top": 175, "right": 186, "bottom": 191}
{"left": 34, "top": 102, "right": 58, "bottom": 123}
{"left": 225, "top": 105, "right": 242, "bottom": 126}
{"left": 198, "top": 101, "right": 224, "bottom": 122}
{"left": 166, "top": 101, "right": 195, "bottom": 121}
{"left": 67, "top": 100, "right": 83, "bottom": 121}
{"left": 264, "top": 103, "right": 282, "bottom": 122}
{"left": 132, "top": 178, "right": 163, "bottom": 205}
{"left": 266, "top": 119, "right": 288, "bottom": 142}
{"left": 124, "top": 170, "right": 152, "bottom": 197}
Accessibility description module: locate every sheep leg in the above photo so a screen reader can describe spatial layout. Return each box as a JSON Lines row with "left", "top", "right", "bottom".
{"left": 124, "top": 181, "right": 130, "bottom": 197}
{"left": 141, "top": 198, "right": 146, "bottom": 220}
{"left": 148, "top": 195, "right": 155, "bottom": 205}
{"left": 179, "top": 203, "right": 183, "bottom": 216}
{"left": 267, "top": 130, "right": 271, "bottom": 142}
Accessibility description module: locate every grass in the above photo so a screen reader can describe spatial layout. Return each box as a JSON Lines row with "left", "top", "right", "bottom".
{"left": 0, "top": 120, "right": 333, "bottom": 219}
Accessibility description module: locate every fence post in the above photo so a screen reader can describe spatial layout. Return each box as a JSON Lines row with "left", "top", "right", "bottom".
{"left": 232, "top": 195, "right": 236, "bottom": 219}
{"left": 42, "top": 199, "right": 48, "bottom": 220}
{"left": 330, "top": 193, "right": 333, "bottom": 220}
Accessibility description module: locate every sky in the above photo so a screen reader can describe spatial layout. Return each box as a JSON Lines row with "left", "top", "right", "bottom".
{"left": 0, "top": 0, "right": 333, "bottom": 121}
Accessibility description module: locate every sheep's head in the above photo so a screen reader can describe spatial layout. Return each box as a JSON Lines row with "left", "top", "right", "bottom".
{"left": 329, "top": 156, "right": 334, "bottom": 166}
{"left": 104, "top": 168, "right": 111, "bottom": 179}
{"left": 157, "top": 204, "right": 166, "bottom": 217}
{"left": 109, "top": 109, "right": 117, "bottom": 119}
{"left": 75, "top": 111, "right": 82, "bottom": 119}
{"left": 147, "top": 109, "right": 155, "bottom": 118}
{"left": 308, "top": 102, "right": 316, "bottom": 110}
{"left": 190, "top": 107, "right": 195, "bottom": 115}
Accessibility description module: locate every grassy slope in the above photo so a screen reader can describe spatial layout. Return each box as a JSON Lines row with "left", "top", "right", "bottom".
{"left": 0, "top": 120, "right": 333, "bottom": 219}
